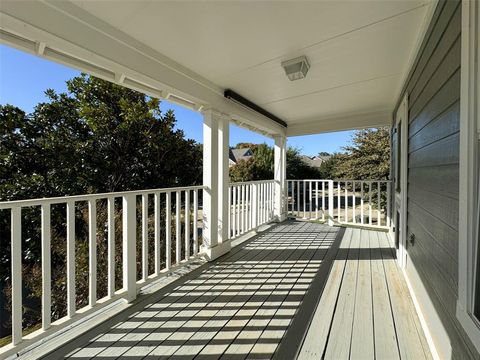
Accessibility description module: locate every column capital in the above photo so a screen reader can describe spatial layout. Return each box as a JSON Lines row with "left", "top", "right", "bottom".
{"left": 201, "top": 107, "right": 230, "bottom": 121}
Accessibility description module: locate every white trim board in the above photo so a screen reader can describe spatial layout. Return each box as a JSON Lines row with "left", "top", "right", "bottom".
{"left": 457, "top": 0, "right": 480, "bottom": 354}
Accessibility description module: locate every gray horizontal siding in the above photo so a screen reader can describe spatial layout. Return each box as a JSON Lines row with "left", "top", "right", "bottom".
{"left": 394, "top": 0, "right": 480, "bottom": 358}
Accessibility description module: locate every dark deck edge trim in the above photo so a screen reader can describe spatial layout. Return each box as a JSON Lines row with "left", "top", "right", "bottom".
{"left": 273, "top": 226, "right": 346, "bottom": 360}
{"left": 224, "top": 89, "right": 288, "bottom": 128}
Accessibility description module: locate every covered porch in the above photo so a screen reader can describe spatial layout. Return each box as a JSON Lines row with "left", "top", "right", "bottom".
{"left": 41, "top": 222, "right": 431, "bottom": 360}
{"left": 3, "top": 0, "right": 476, "bottom": 358}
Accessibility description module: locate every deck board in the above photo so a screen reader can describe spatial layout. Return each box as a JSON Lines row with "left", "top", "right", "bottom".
{"left": 370, "top": 230, "right": 401, "bottom": 360}
{"left": 42, "top": 222, "right": 432, "bottom": 360}
{"left": 350, "top": 229, "right": 375, "bottom": 359}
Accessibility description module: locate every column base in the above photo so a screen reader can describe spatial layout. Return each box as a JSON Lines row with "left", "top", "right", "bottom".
{"left": 202, "top": 241, "right": 231, "bottom": 261}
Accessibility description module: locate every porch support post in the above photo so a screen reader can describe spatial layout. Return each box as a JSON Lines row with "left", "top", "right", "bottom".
{"left": 274, "top": 135, "right": 287, "bottom": 222}
{"left": 202, "top": 109, "right": 231, "bottom": 261}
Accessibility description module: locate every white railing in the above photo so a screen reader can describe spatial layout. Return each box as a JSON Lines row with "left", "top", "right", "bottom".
{"left": 228, "top": 180, "right": 275, "bottom": 239}
{"left": 287, "top": 179, "right": 391, "bottom": 228}
{"left": 0, "top": 185, "right": 204, "bottom": 349}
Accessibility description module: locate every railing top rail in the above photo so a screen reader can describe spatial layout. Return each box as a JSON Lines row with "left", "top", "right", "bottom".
{"left": 0, "top": 185, "right": 206, "bottom": 209}
{"left": 229, "top": 179, "right": 275, "bottom": 186}
{"left": 287, "top": 179, "right": 391, "bottom": 183}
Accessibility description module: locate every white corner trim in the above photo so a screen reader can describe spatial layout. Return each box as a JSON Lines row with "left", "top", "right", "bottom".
{"left": 458, "top": 0, "right": 480, "bottom": 354}
{"left": 393, "top": 0, "right": 439, "bottom": 107}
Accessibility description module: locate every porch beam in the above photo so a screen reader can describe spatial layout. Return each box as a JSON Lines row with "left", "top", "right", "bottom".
{"left": 274, "top": 135, "right": 287, "bottom": 222}
{"left": 0, "top": 2, "right": 286, "bottom": 137}
{"left": 287, "top": 110, "right": 392, "bottom": 136}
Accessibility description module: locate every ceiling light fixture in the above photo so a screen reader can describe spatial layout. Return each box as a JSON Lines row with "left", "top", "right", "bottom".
{"left": 281, "top": 55, "right": 310, "bottom": 81}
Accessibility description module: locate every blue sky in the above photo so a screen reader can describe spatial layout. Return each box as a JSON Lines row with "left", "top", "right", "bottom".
{"left": 0, "top": 45, "right": 353, "bottom": 155}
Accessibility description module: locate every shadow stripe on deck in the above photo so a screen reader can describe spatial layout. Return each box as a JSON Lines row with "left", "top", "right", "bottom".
{"left": 42, "top": 221, "right": 341, "bottom": 360}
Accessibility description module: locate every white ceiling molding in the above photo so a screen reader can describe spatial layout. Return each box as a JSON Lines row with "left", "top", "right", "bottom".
{"left": 0, "top": 1, "right": 286, "bottom": 137}
{"left": 287, "top": 110, "right": 392, "bottom": 137}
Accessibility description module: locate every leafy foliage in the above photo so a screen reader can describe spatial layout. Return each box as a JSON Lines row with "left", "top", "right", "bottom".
{"left": 229, "top": 144, "right": 322, "bottom": 182}
{"left": 0, "top": 74, "right": 202, "bottom": 338}
{"left": 321, "top": 128, "right": 390, "bottom": 180}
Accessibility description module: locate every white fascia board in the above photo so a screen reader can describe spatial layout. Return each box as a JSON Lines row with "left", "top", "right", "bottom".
{"left": 286, "top": 110, "right": 392, "bottom": 136}
{"left": 0, "top": 1, "right": 286, "bottom": 137}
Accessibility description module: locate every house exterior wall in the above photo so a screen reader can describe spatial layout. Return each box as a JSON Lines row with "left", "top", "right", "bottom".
{"left": 393, "top": 1, "right": 479, "bottom": 358}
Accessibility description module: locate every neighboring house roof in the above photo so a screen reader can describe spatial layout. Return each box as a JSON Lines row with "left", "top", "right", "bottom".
{"left": 230, "top": 148, "right": 254, "bottom": 164}
{"left": 301, "top": 155, "right": 330, "bottom": 168}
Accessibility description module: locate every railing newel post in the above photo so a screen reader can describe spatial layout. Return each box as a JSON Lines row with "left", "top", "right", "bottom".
{"left": 122, "top": 194, "right": 137, "bottom": 303}
{"left": 41, "top": 203, "right": 51, "bottom": 331}
{"left": 328, "top": 180, "right": 334, "bottom": 226}
{"left": 252, "top": 183, "right": 258, "bottom": 229}
{"left": 11, "top": 206, "right": 22, "bottom": 345}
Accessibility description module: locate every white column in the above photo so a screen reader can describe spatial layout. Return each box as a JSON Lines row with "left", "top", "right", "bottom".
{"left": 274, "top": 135, "right": 287, "bottom": 221}
{"left": 202, "top": 109, "right": 231, "bottom": 260}
{"left": 217, "top": 114, "right": 230, "bottom": 245}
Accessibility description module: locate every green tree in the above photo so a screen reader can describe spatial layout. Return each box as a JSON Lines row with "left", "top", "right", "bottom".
{"left": 229, "top": 144, "right": 322, "bottom": 182}
{"left": 286, "top": 147, "right": 322, "bottom": 180}
{"left": 0, "top": 74, "right": 202, "bottom": 339}
{"left": 331, "top": 128, "right": 390, "bottom": 180}
{"left": 229, "top": 143, "right": 273, "bottom": 182}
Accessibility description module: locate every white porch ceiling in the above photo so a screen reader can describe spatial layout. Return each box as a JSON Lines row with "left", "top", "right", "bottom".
{"left": 0, "top": 0, "right": 435, "bottom": 136}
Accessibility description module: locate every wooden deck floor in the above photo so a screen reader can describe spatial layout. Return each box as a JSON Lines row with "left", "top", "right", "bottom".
{"left": 44, "top": 221, "right": 432, "bottom": 360}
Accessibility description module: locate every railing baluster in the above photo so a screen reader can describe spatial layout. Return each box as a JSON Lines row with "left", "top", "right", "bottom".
{"left": 352, "top": 181, "right": 356, "bottom": 224}
{"left": 315, "top": 181, "right": 319, "bottom": 220}
{"left": 88, "top": 199, "right": 97, "bottom": 307}
{"left": 11, "top": 207, "right": 22, "bottom": 345}
{"left": 241, "top": 184, "right": 245, "bottom": 234}
{"left": 41, "top": 204, "right": 51, "bottom": 330}
{"left": 361, "top": 183, "right": 365, "bottom": 225}
{"left": 297, "top": 180, "right": 300, "bottom": 217}
{"left": 228, "top": 186, "right": 232, "bottom": 239}
{"left": 271, "top": 182, "right": 274, "bottom": 220}
{"left": 264, "top": 183, "right": 267, "bottom": 223}
{"left": 185, "top": 190, "right": 190, "bottom": 260}
{"left": 247, "top": 185, "right": 251, "bottom": 231}
{"left": 142, "top": 194, "right": 148, "bottom": 281}
{"left": 66, "top": 201, "right": 75, "bottom": 317}
{"left": 154, "top": 193, "right": 161, "bottom": 275}
{"left": 252, "top": 184, "right": 258, "bottom": 228}
{"left": 166, "top": 192, "right": 172, "bottom": 270}
{"left": 386, "top": 182, "right": 391, "bottom": 228}
{"left": 235, "top": 186, "right": 241, "bottom": 236}
{"left": 344, "top": 181, "right": 348, "bottom": 223}
{"left": 322, "top": 181, "right": 325, "bottom": 221}
{"left": 176, "top": 191, "right": 181, "bottom": 264}
{"left": 232, "top": 186, "right": 237, "bottom": 237}
{"left": 269, "top": 182, "right": 272, "bottom": 220}
{"left": 377, "top": 181, "right": 381, "bottom": 227}
{"left": 309, "top": 181, "right": 313, "bottom": 219}
{"left": 337, "top": 181, "right": 341, "bottom": 221}
{"left": 193, "top": 189, "right": 198, "bottom": 255}
{"left": 369, "top": 182, "right": 373, "bottom": 226}
{"left": 107, "top": 197, "right": 115, "bottom": 297}
{"left": 265, "top": 183, "right": 268, "bottom": 222}
{"left": 290, "top": 181, "right": 293, "bottom": 215}
{"left": 302, "top": 180, "right": 306, "bottom": 219}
